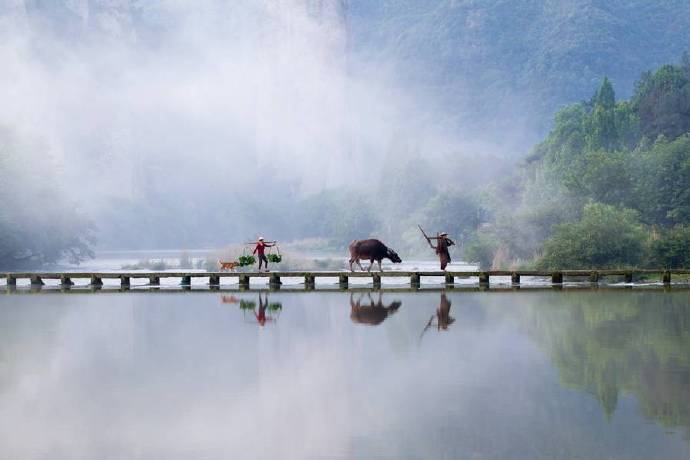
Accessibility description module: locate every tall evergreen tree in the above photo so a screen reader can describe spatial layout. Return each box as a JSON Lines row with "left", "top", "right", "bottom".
{"left": 586, "top": 77, "right": 618, "bottom": 151}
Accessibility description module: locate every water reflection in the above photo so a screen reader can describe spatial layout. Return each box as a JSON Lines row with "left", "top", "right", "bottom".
{"left": 420, "top": 293, "right": 455, "bottom": 338}
{"left": 521, "top": 293, "right": 690, "bottom": 433}
{"left": 225, "top": 293, "right": 282, "bottom": 326}
{"left": 1, "top": 290, "right": 689, "bottom": 458}
{"left": 349, "top": 293, "right": 401, "bottom": 326}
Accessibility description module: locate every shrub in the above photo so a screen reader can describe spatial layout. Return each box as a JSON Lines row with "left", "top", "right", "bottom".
{"left": 537, "top": 202, "right": 647, "bottom": 269}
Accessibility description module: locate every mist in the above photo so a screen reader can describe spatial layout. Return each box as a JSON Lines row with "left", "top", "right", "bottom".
{"left": 0, "top": 0, "right": 514, "bottom": 258}
{"left": 9, "top": 1, "right": 685, "bottom": 270}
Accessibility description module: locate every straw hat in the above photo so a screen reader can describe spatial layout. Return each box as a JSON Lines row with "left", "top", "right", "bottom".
{"left": 258, "top": 236, "right": 264, "bottom": 241}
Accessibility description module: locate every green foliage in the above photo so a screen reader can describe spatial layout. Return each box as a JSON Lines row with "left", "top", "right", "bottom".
{"left": 585, "top": 78, "right": 618, "bottom": 151}
{"left": 239, "top": 300, "right": 256, "bottom": 310}
{"left": 267, "top": 254, "right": 282, "bottom": 263}
{"left": 530, "top": 104, "right": 588, "bottom": 166}
{"left": 267, "top": 302, "right": 282, "bottom": 312}
{"left": 563, "top": 149, "right": 633, "bottom": 208}
{"left": 649, "top": 225, "right": 690, "bottom": 268}
{"left": 416, "top": 191, "right": 482, "bottom": 238}
{"left": 537, "top": 203, "right": 647, "bottom": 269}
{"left": 495, "top": 60, "right": 690, "bottom": 268}
{"left": 463, "top": 233, "right": 498, "bottom": 270}
{"left": 633, "top": 135, "right": 690, "bottom": 226}
{"left": 238, "top": 255, "right": 256, "bottom": 266}
{"left": 633, "top": 64, "right": 690, "bottom": 140}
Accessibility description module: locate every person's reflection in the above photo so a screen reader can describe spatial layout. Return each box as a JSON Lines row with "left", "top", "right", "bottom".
{"left": 421, "top": 293, "right": 455, "bottom": 336}
{"left": 350, "top": 293, "right": 401, "bottom": 326}
{"left": 227, "top": 293, "right": 281, "bottom": 326}
{"left": 255, "top": 293, "right": 271, "bottom": 326}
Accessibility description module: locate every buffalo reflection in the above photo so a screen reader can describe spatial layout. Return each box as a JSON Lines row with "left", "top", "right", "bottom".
{"left": 228, "top": 293, "right": 282, "bottom": 326}
{"left": 421, "top": 293, "right": 455, "bottom": 338}
{"left": 350, "top": 293, "right": 401, "bottom": 326}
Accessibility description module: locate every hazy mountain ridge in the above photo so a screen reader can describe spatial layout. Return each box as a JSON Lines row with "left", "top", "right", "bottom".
{"left": 9, "top": 0, "right": 690, "bottom": 147}
{"left": 349, "top": 0, "right": 690, "bottom": 144}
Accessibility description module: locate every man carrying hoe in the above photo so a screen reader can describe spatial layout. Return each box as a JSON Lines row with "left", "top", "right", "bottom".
{"left": 419, "top": 225, "right": 455, "bottom": 270}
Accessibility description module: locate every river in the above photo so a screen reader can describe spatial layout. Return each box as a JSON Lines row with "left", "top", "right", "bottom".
{"left": 1, "top": 288, "right": 689, "bottom": 459}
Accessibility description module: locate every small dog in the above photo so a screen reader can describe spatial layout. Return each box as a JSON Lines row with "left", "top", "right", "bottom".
{"left": 218, "top": 260, "right": 240, "bottom": 272}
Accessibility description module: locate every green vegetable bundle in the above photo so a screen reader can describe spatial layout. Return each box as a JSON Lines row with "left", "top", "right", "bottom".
{"left": 267, "top": 254, "right": 282, "bottom": 263}
{"left": 239, "top": 300, "right": 256, "bottom": 310}
{"left": 268, "top": 302, "right": 283, "bottom": 311}
{"left": 238, "top": 255, "right": 256, "bottom": 266}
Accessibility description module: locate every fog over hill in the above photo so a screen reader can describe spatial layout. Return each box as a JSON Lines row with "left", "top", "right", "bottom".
{"left": 1, "top": 0, "right": 689, "bottom": 263}
{"left": 348, "top": 0, "right": 690, "bottom": 144}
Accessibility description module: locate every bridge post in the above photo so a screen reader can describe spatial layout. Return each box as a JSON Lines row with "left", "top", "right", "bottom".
{"left": 6, "top": 275, "right": 16, "bottom": 287}
{"left": 149, "top": 275, "right": 160, "bottom": 286}
{"left": 372, "top": 274, "right": 381, "bottom": 290}
{"left": 551, "top": 272, "right": 563, "bottom": 284}
{"left": 662, "top": 271, "right": 671, "bottom": 285}
{"left": 239, "top": 274, "right": 250, "bottom": 289}
{"left": 511, "top": 272, "right": 520, "bottom": 284}
{"left": 304, "top": 274, "right": 316, "bottom": 289}
{"left": 209, "top": 274, "right": 220, "bottom": 286}
{"left": 478, "top": 272, "right": 489, "bottom": 286}
{"left": 624, "top": 272, "right": 633, "bottom": 283}
{"left": 30, "top": 275, "right": 44, "bottom": 287}
{"left": 120, "top": 276, "right": 130, "bottom": 289}
{"left": 180, "top": 276, "right": 192, "bottom": 287}
{"left": 60, "top": 275, "right": 74, "bottom": 287}
{"left": 90, "top": 275, "right": 103, "bottom": 287}
{"left": 338, "top": 274, "right": 348, "bottom": 289}
{"left": 445, "top": 273, "right": 454, "bottom": 285}
{"left": 410, "top": 273, "right": 420, "bottom": 288}
{"left": 589, "top": 271, "right": 599, "bottom": 283}
{"left": 269, "top": 274, "right": 282, "bottom": 286}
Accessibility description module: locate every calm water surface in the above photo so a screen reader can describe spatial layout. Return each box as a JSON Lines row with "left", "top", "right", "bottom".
{"left": 1, "top": 289, "right": 689, "bottom": 459}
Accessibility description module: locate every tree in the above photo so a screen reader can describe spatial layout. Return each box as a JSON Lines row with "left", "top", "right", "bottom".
{"left": 633, "top": 64, "right": 690, "bottom": 141}
{"left": 463, "top": 233, "right": 499, "bottom": 270}
{"left": 633, "top": 135, "right": 690, "bottom": 226}
{"left": 681, "top": 51, "right": 690, "bottom": 77}
{"left": 649, "top": 225, "right": 690, "bottom": 268}
{"left": 537, "top": 202, "right": 647, "bottom": 269}
{"left": 563, "top": 149, "right": 633, "bottom": 208}
{"left": 585, "top": 77, "right": 618, "bottom": 151}
{"left": 415, "top": 191, "right": 482, "bottom": 240}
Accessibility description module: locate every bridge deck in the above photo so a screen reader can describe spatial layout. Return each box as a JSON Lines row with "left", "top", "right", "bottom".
{"left": 2, "top": 270, "right": 689, "bottom": 278}
{"left": 1, "top": 269, "right": 687, "bottom": 289}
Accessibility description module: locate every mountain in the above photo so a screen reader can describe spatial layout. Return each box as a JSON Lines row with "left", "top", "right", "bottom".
{"left": 347, "top": 0, "right": 690, "bottom": 148}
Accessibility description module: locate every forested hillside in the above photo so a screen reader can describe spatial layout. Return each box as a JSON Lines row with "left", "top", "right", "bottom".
{"left": 468, "top": 58, "right": 690, "bottom": 269}
{"left": 349, "top": 0, "right": 690, "bottom": 144}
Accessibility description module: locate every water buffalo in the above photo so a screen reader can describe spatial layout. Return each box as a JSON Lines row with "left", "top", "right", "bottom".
{"left": 350, "top": 293, "right": 402, "bottom": 326}
{"left": 348, "top": 239, "right": 402, "bottom": 272}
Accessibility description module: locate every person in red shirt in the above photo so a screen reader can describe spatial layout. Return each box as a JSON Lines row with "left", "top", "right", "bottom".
{"left": 253, "top": 237, "right": 275, "bottom": 272}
